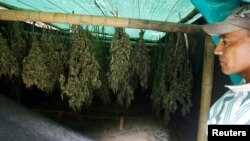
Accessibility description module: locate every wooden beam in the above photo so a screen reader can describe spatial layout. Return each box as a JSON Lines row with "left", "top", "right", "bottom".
{"left": 0, "top": 10, "right": 205, "bottom": 34}
{"left": 197, "top": 36, "right": 215, "bottom": 141}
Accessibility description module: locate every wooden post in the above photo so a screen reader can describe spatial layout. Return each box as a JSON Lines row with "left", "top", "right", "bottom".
{"left": 0, "top": 10, "right": 205, "bottom": 34}
{"left": 197, "top": 36, "right": 215, "bottom": 141}
{"left": 119, "top": 116, "right": 125, "bottom": 130}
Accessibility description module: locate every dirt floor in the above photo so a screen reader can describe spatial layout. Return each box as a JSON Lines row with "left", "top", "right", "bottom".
{"left": 32, "top": 95, "right": 172, "bottom": 141}
{"left": 61, "top": 114, "right": 171, "bottom": 141}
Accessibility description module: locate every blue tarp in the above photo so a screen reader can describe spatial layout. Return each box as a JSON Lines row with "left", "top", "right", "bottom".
{"left": 191, "top": 0, "right": 246, "bottom": 84}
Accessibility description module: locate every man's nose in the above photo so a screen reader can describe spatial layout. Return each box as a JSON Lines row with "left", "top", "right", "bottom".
{"left": 214, "top": 41, "right": 223, "bottom": 55}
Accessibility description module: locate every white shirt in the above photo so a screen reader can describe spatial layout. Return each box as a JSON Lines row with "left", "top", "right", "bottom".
{"left": 207, "top": 83, "right": 250, "bottom": 125}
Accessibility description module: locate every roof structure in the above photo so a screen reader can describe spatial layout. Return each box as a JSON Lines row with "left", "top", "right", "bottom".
{"left": 0, "top": 0, "right": 198, "bottom": 41}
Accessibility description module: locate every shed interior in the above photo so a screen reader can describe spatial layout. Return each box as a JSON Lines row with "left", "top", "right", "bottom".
{"left": 0, "top": 1, "right": 248, "bottom": 141}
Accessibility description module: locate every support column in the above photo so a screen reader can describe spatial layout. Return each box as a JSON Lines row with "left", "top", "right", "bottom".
{"left": 197, "top": 36, "right": 215, "bottom": 141}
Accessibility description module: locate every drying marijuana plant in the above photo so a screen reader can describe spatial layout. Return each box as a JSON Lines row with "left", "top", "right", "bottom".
{"left": 22, "top": 29, "right": 64, "bottom": 94}
{"left": 9, "top": 22, "right": 28, "bottom": 75}
{"left": 47, "top": 32, "right": 68, "bottom": 90}
{"left": 8, "top": 22, "right": 29, "bottom": 102}
{"left": 151, "top": 32, "right": 193, "bottom": 124}
{"left": 109, "top": 28, "right": 134, "bottom": 107}
{"left": 60, "top": 25, "right": 101, "bottom": 111}
{"left": 151, "top": 44, "right": 168, "bottom": 114}
{"left": 131, "top": 30, "right": 150, "bottom": 89}
{"left": 0, "top": 22, "right": 26, "bottom": 79}
{"left": 93, "top": 26, "right": 111, "bottom": 104}
{"left": 0, "top": 32, "right": 19, "bottom": 78}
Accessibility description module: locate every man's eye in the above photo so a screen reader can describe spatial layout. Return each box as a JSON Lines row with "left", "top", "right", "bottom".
{"left": 222, "top": 40, "right": 227, "bottom": 45}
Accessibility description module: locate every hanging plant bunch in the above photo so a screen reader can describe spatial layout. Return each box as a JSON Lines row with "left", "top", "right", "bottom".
{"left": 6, "top": 22, "right": 28, "bottom": 101}
{"left": 147, "top": 42, "right": 164, "bottom": 91}
{"left": 109, "top": 28, "right": 134, "bottom": 107}
{"left": 151, "top": 32, "right": 193, "bottom": 124}
{"left": 0, "top": 32, "right": 19, "bottom": 78}
{"left": 93, "top": 26, "right": 111, "bottom": 104}
{"left": 9, "top": 22, "right": 28, "bottom": 75}
{"left": 131, "top": 30, "right": 151, "bottom": 89}
{"left": 60, "top": 25, "right": 101, "bottom": 111}
{"left": 53, "top": 32, "right": 70, "bottom": 70}
{"left": 22, "top": 28, "right": 63, "bottom": 93}
{"left": 47, "top": 31, "right": 69, "bottom": 88}
{"left": 164, "top": 33, "right": 193, "bottom": 121}
{"left": 22, "top": 32, "right": 46, "bottom": 91}
{"left": 151, "top": 44, "right": 169, "bottom": 115}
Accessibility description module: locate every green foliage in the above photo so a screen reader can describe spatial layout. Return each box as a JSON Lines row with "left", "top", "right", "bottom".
{"left": 0, "top": 22, "right": 193, "bottom": 122}
{"left": 131, "top": 30, "right": 151, "bottom": 89}
{"left": 22, "top": 33, "right": 51, "bottom": 93}
{"left": 109, "top": 28, "right": 134, "bottom": 107}
{"left": 91, "top": 26, "right": 111, "bottom": 104}
{"left": 22, "top": 29, "right": 65, "bottom": 94}
{"left": 0, "top": 32, "right": 19, "bottom": 78}
{"left": 151, "top": 32, "right": 193, "bottom": 124}
{"left": 9, "top": 22, "right": 28, "bottom": 75}
{"left": 60, "top": 26, "right": 101, "bottom": 111}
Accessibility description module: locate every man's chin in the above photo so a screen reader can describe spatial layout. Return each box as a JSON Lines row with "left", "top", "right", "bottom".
{"left": 221, "top": 68, "right": 230, "bottom": 75}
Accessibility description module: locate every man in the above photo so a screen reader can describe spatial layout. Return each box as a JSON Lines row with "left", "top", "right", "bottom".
{"left": 202, "top": 4, "right": 250, "bottom": 125}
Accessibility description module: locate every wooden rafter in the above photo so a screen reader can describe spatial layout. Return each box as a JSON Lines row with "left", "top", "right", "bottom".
{"left": 0, "top": 10, "right": 205, "bottom": 34}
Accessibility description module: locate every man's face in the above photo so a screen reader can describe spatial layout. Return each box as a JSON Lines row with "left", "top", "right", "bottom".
{"left": 214, "top": 29, "right": 250, "bottom": 77}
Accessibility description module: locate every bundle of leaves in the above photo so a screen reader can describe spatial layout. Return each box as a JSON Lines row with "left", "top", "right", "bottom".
{"left": 60, "top": 26, "right": 101, "bottom": 111}
{"left": 93, "top": 27, "right": 111, "bottom": 104}
{"left": 151, "top": 44, "right": 168, "bottom": 114}
{"left": 9, "top": 22, "right": 28, "bottom": 75}
{"left": 0, "top": 32, "right": 19, "bottom": 78}
{"left": 109, "top": 28, "right": 134, "bottom": 107}
{"left": 151, "top": 32, "right": 193, "bottom": 124}
{"left": 48, "top": 32, "right": 68, "bottom": 89}
{"left": 131, "top": 30, "right": 150, "bottom": 89}
{"left": 22, "top": 29, "right": 64, "bottom": 94}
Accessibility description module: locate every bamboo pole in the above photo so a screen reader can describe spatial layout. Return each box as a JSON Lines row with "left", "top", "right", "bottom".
{"left": 0, "top": 10, "right": 205, "bottom": 34}
{"left": 197, "top": 36, "right": 215, "bottom": 141}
